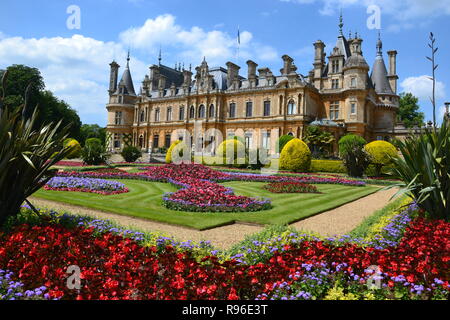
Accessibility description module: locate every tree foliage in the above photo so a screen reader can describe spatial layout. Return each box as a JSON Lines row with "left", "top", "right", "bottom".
{"left": 303, "top": 126, "right": 335, "bottom": 158}
{"left": 397, "top": 93, "right": 425, "bottom": 128}
{"left": 0, "top": 65, "right": 81, "bottom": 139}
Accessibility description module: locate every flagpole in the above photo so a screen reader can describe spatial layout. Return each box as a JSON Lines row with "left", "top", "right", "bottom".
{"left": 236, "top": 26, "right": 240, "bottom": 63}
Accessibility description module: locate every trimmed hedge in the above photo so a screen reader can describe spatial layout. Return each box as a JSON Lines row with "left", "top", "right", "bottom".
{"left": 279, "top": 139, "right": 311, "bottom": 172}
{"left": 311, "top": 160, "right": 346, "bottom": 173}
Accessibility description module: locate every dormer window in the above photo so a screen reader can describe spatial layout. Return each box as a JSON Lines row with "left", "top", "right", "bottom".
{"left": 331, "top": 60, "right": 340, "bottom": 73}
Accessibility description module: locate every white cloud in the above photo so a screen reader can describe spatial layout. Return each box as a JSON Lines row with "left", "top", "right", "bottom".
{"left": 0, "top": 14, "right": 280, "bottom": 125}
{"left": 280, "top": 0, "right": 450, "bottom": 29}
{"left": 401, "top": 75, "right": 446, "bottom": 101}
{"left": 119, "top": 14, "right": 278, "bottom": 67}
{"left": 0, "top": 34, "right": 147, "bottom": 123}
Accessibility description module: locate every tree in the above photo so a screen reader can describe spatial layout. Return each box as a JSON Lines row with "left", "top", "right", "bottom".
{"left": 79, "top": 124, "right": 106, "bottom": 146}
{"left": 397, "top": 93, "right": 425, "bottom": 128}
{"left": 0, "top": 65, "right": 81, "bottom": 139}
{"left": 303, "top": 126, "right": 335, "bottom": 158}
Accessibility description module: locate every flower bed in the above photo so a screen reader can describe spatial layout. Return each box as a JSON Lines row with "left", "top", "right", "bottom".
{"left": 263, "top": 182, "right": 320, "bottom": 194}
{"left": 44, "top": 177, "right": 129, "bottom": 195}
{"left": 55, "top": 164, "right": 366, "bottom": 213}
{"left": 0, "top": 204, "right": 448, "bottom": 300}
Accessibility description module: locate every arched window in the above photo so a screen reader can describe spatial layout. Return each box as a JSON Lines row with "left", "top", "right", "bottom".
{"left": 198, "top": 105, "right": 205, "bottom": 118}
{"left": 155, "top": 108, "right": 160, "bottom": 122}
{"left": 209, "top": 104, "right": 215, "bottom": 118}
{"left": 287, "top": 100, "right": 296, "bottom": 115}
{"left": 189, "top": 106, "right": 195, "bottom": 119}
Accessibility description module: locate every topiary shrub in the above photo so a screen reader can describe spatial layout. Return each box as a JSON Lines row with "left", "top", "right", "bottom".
{"left": 63, "top": 138, "right": 81, "bottom": 159}
{"left": 121, "top": 146, "right": 142, "bottom": 163}
{"left": 365, "top": 141, "right": 398, "bottom": 176}
{"left": 279, "top": 138, "right": 311, "bottom": 172}
{"left": 277, "top": 135, "right": 294, "bottom": 153}
{"left": 85, "top": 137, "right": 102, "bottom": 148}
{"left": 338, "top": 134, "right": 367, "bottom": 157}
{"left": 216, "top": 139, "right": 246, "bottom": 166}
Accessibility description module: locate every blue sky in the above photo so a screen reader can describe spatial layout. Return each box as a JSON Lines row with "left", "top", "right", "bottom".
{"left": 1, "top": 0, "right": 449, "bottom": 126}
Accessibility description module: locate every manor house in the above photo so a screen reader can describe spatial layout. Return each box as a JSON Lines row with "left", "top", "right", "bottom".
{"left": 106, "top": 20, "right": 399, "bottom": 154}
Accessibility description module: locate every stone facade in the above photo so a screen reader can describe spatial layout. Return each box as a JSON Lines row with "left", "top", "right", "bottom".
{"left": 106, "top": 27, "right": 399, "bottom": 155}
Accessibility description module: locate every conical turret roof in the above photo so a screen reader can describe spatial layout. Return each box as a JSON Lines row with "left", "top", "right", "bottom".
{"left": 370, "top": 34, "right": 393, "bottom": 95}
{"left": 117, "top": 52, "right": 136, "bottom": 96}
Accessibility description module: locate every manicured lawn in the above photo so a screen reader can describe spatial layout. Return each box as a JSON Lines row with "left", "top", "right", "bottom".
{"left": 33, "top": 179, "right": 380, "bottom": 230}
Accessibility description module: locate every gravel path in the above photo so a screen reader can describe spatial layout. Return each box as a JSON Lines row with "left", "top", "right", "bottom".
{"left": 291, "top": 187, "right": 399, "bottom": 237}
{"left": 28, "top": 187, "right": 397, "bottom": 250}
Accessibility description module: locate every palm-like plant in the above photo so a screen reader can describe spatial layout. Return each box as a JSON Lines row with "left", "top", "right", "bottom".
{"left": 0, "top": 71, "right": 72, "bottom": 225}
{"left": 390, "top": 118, "right": 449, "bottom": 221}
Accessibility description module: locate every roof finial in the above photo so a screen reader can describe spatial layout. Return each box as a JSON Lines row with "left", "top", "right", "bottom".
{"left": 339, "top": 10, "right": 344, "bottom": 36}
{"left": 349, "top": 30, "right": 352, "bottom": 39}
{"left": 376, "top": 30, "right": 383, "bottom": 56}
{"left": 126, "top": 48, "right": 130, "bottom": 68}
{"left": 158, "top": 46, "right": 162, "bottom": 66}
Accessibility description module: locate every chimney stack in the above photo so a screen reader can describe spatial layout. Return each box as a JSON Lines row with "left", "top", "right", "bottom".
{"left": 109, "top": 61, "right": 120, "bottom": 96}
{"left": 387, "top": 50, "right": 398, "bottom": 94}
{"left": 281, "top": 55, "right": 294, "bottom": 75}
{"left": 226, "top": 61, "right": 241, "bottom": 90}
{"left": 247, "top": 60, "right": 258, "bottom": 88}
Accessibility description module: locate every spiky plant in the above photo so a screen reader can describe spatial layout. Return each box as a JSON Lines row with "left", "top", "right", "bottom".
{"left": 0, "top": 71, "right": 72, "bottom": 226}
{"left": 390, "top": 119, "right": 449, "bottom": 221}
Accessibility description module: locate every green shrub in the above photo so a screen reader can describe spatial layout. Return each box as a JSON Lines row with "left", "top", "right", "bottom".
{"left": 277, "top": 135, "right": 294, "bottom": 153}
{"left": 121, "top": 145, "right": 142, "bottom": 163}
{"left": 311, "top": 159, "right": 346, "bottom": 173}
{"left": 391, "top": 119, "right": 450, "bottom": 221}
{"left": 81, "top": 142, "right": 109, "bottom": 165}
{"left": 279, "top": 138, "right": 311, "bottom": 172}
{"left": 217, "top": 139, "right": 246, "bottom": 165}
{"left": 85, "top": 137, "right": 102, "bottom": 148}
{"left": 338, "top": 134, "right": 367, "bottom": 157}
{"left": 364, "top": 141, "right": 398, "bottom": 176}
{"left": 341, "top": 140, "right": 371, "bottom": 178}
{"left": 63, "top": 138, "right": 81, "bottom": 159}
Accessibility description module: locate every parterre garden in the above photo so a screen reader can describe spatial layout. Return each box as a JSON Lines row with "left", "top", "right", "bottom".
{"left": 0, "top": 82, "right": 449, "bottom": 300}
